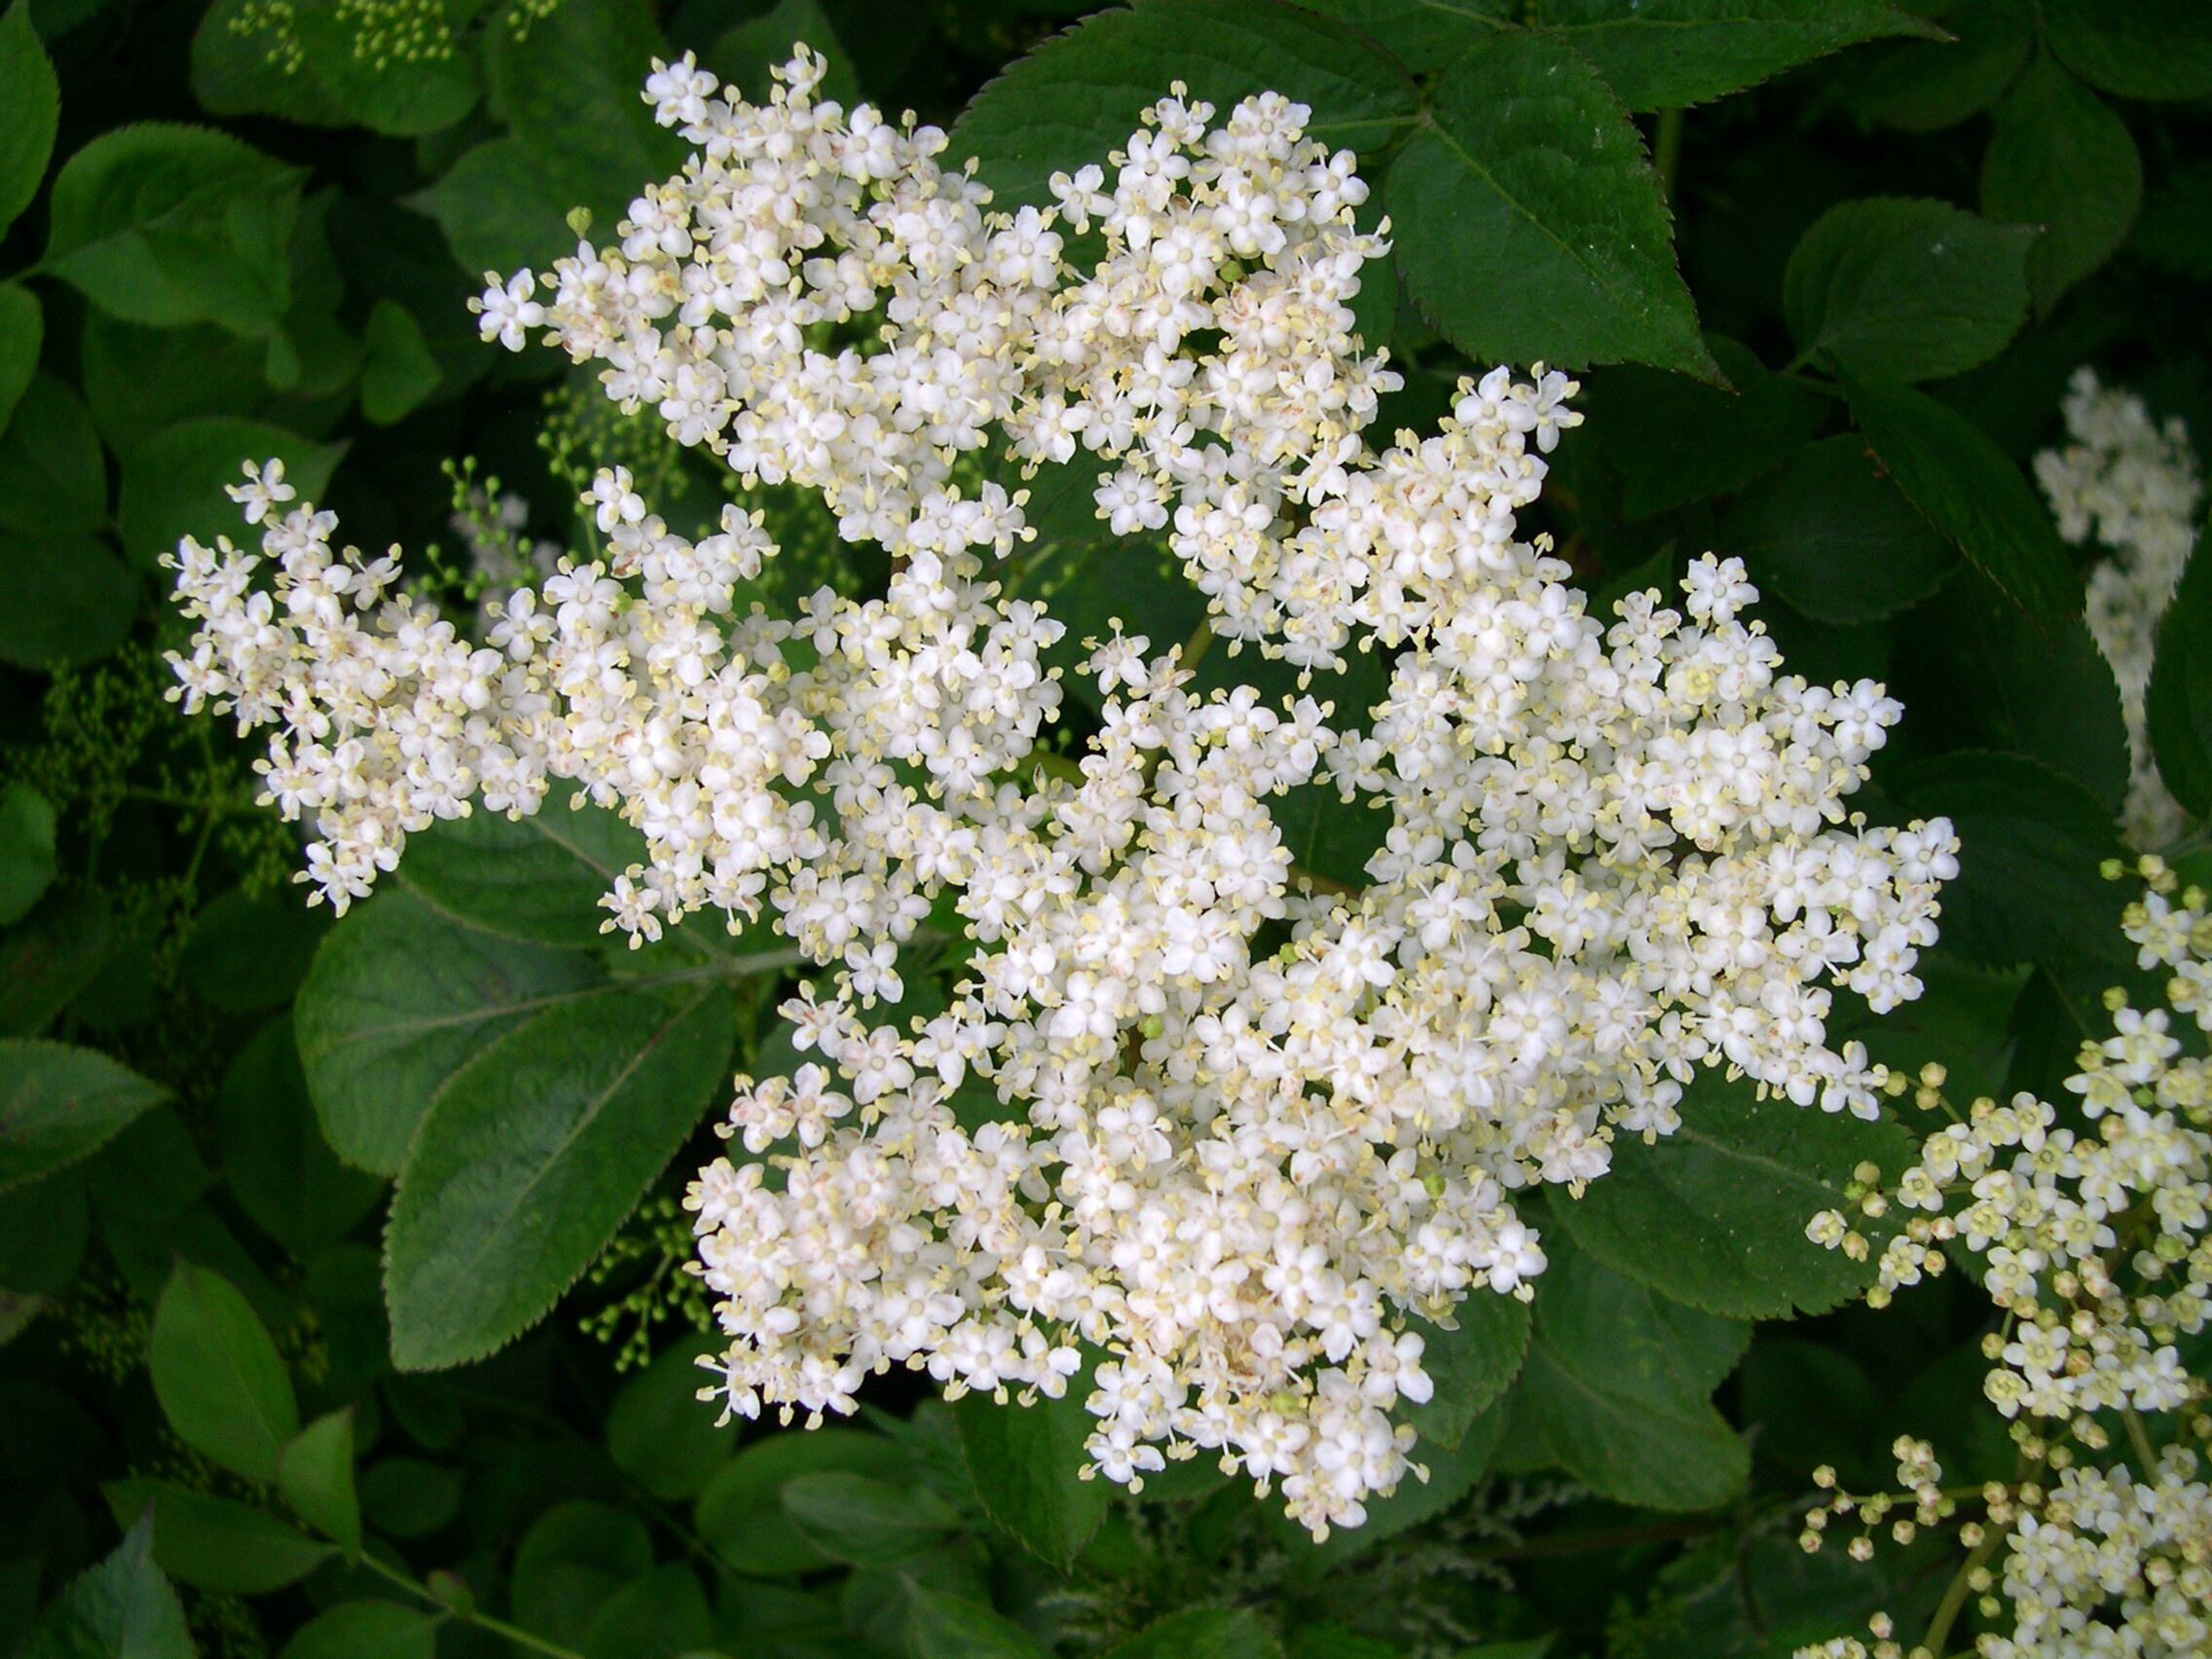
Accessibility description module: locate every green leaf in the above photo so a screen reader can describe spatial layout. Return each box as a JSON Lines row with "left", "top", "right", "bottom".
{"left": 0, "top": 531, "right": 130, "bottom": 670}
{"left": 1981, "top": 53, "right": 2142, "bottom": 315}
{"left": 358, "top": 300, "right": 441, "bottom": 426}
{"left": 149, "top": 1260, "right": 299, "bottom": 1480}
{"left": 1892, "top": 750, "right": 2126, "bottom": 970}
{"left": 18, "top": 1514, "right": 191, "bottom": 1659}
{"left": 291, "top": 1, "right": 480, "bottom": 136}
{"left": 189, "top": 0, "right": 350, "bottom": 129}
{"left": 2044, "top": 0, "right": 2212, "bottom": 101}
{"left": 1554, "top": 1069, "right": 1919, "bottom": 1319}
{"left": 1741, "top": 1336, "right": 1882, "bottom": 1490}
{"left": 0, "top": 889, "right": 109, "bottom": 1039}
{"left": 1782, "top": 198, "right": 2035, "bottom": 383}
{"left": 949, "top": 0, "right": 1419, "bottom": 211}
{"left": 1845, "top": 375, "right": 2081, "bottom": 635}
{"left": 952, "top": 1386, "right": 1107, "bottom": 1573}
{"left": 580, "top": 1564, "right": 711, "bottom": 1659}
{"left": 0, "top": 282, "right": 38, "bottom": 435}
{"left": 0, "top": 1165, "right": 87, "bottom": 1293}
{"left": 694, "top": 1425, "right": 910, "bottom": 1576}
{"left": 1399, "top": 1290, "right": 1530, "bottom": 1453}
{"left": 80, "top": 313, "right": 302, "bottom": 456}
{"left": 42, "top": 123, "right": 305, "bottom": 336}
{"left": 904, "top": 1586, "right": 1050, "bottom": 1659}
{"left": 2149, "top": 537, "right": 2212, "bottom": 821}
{"left": 400, "top": 787, "right": 646, "bottom": 948}
{"left": 1291, "top": 0, "right": 1507, "bottom": 75}
{"left": 2131, "top": 159, "right": 2212, "bottom": 284}
{"left": 180, "top": 885, "right": 331, "bottom": 1014}
{"left": 706, "top": 0, "right": 861, "bottom": 106}
{"left": 0, "top": 0, "right": 57, "bottom": 238}
{"left": 101, "top": 1481, "right": 331, "bottom": 1594}
{"left": 1510, "top": 1230, "right": 1749, "bottom": 1511}
{"left": 0, "top": 371, "right": 105, "bottom": 535}
{"left": 384, "top": 979, "right": 736, "bottom": 1369}
{"left": 780, "top": 1471, "right": 962, "bottom": 1567}
{"left": 278, "top": 1602, "right": 435, "bottom": 1659}
{"left": 1386, "top": 31, "right": 1714, "bottom": 379}
{"left": 0, "top": 784, "right": 55, "bottom": 928}
{"left": 295, "top": 889, "right": 606, "bottom": 1176}
{"left": 276, "top": 1409, "right": 360, "bottom": 1557}
{"left": 1101, "top": 1607, "right": 1281, "bottom": 1659}
{"left": 1577, "top": 336, "right": 1828, "bottom": 521}
{"left": 218, "top": 1015, "right": 384, "bottom": 1259}
{"left": 607, "top": 1332, "right": 740, "bottom": 1500}
{"left": 0, "top": 1039, "right": 166, "bottom": 1193}
{"left": 117, "top": 415, "right": 346, "bottom": 570}
{"left": 512, "top": 1502, "right": 653, "bottom": 1649}
{"left": 405, "top": 138, "right": 580, "bottom": 281}
{"left": 1846, "top": 0, "right": 2032, "bottom": 130}
{"left": 357, "top": 1456, "right": 461, "bottom": 1538}
{"left": 1527, "top": 0, "right": 1938, "bottom": 112}
{"left": 1720, "top": 433, "right": 1957, "bottom": 624}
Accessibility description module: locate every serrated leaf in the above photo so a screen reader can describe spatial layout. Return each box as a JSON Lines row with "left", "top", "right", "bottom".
{"left": 278, "top": 1602, "right": 435, "bottom": 1659}
{"left": 149, "top": 1260, "right": 298, "bottom": 1480}
{"left": 117, "top": 415, "right": 346, "bottom": 571}
{"left": 606, "top": 1332, "right": 739, "bottom": 1499}
{"left": 1719, "top": 433, "right": 1958, "bottom": 624}
{"left": 0, "top": 282, "right": 38, "bottom": 435}
{"left": 1400, "top": 1290, "right": 1529, "bottom": 1452}
{"left": 1281, "top": 0, "right": 1509, "bottom": 74}
{"left": 1848, "top": 0, "right": 2033, "bottom": 131}
{"left": 949, "top": 0, "right": 1419, "bottom": 211}
{"left": 1510, "top": 1231, "right": 1749, "bottom": 1511}
{"left": 1783, "top": 198, "right": 2035, "bottom": 383}
{"left": 1527, "top": 0, "right": 1939, "bottom": 112}
{"left": 779, "top": 1471, "right": 961, "bottom": 1567}
{"left": 1387, "top": 31, "right": 1714, "bottom": 379}
{"left": 276, "top": 1409, "right": 359, "bottom": 1557}
{"left": 1982, "top": 53, "right": 2142, "bottom": 315}
{"left": 0, "top": 0, "right": 58, "bottom": 239}
{"left": 694, "top": 1426, "right": 910, "bottom": 1576}
{"left": 384, "top": 979, "right": 735, "bottom": 1369}
{"left": 218, "top": 1015, "right": 384, "bottom": 1258}
{"left": 400, "top": 787, "right": 647, "bottom": 948}
{"left": 102, "top": 1481, "right": 330, "bottom": 1594}
{"left": 952, "top": 1386, "right": 1107, "bottom": 1573}
{"left": 2146, "top": 536, "right": 2212, "bottom": 822}
{"left": 1554, "top": 1069, "right": 1920, "bottom": 1319}
{"left": 1845, "top": 375, "right": 2081, "bottom": 635}
{"left": 0, "top": 1039, "right": 167, "bottom": 1193}
{"left": 2044, "top": 0, "right": 2212, "bottom": 102}
{"left": 18, "top": 1514, "right": 191, "bottom": 1659}
{"left": 295, "top": 888, "right": 606, "bottom": 1176}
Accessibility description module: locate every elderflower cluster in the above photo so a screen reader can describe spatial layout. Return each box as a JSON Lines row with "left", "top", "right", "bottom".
{"left": 168, "top": 52, "right": 1959, "bottom": 1539}
{"left": 1804, "top": 861, "right": 2212, "bottom": 1656}
{"left": 2034, "top": 369, "right": 2204, "bottom": 852}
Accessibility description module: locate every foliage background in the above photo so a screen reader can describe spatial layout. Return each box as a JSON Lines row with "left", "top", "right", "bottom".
{"left": 0, "top": 1, "right": 2208, "bottom": 1657}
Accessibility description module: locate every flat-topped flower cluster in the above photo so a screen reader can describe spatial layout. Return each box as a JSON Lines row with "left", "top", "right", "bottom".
{"left": 166, "top": 49, "right": 1956, "bottom": 1538}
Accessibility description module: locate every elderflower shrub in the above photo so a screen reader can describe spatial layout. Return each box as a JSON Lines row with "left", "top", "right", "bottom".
{"left": 1803, "top": 859, "right": 2212, "bottom": 1658}
{"left": 164, "top": 49, "right": 1959, "bottom": 1540}
{"left": 2034, "top": 369, "right": 2205, "bottom": 853}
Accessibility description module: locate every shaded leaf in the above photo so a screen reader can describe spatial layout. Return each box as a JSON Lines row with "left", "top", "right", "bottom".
{"left": 606, "top": 1331, "right": 739, "bottom": 1500}
{"left": 0, "top": 281, "right": 38, "bottom": 434}
{"left": 1102, "top": 1606, "right": 1282, "bottom": 1658}
{"left": 1848, "top": 0, "right": 2032, "bottom": 130}
{"left": 117, "top": 415, "right": 346, "bottom": 571}
{"left": 2147, "top": 535, "right": 2212, "bottom": 821}
{"left": 0, "top": 784, "right": 55, "bottom": 928}
{"left": 102, "top": 1481, "right": 330, "bottom": 1594}
{"left": 781, "top": 1471, "right": 961, "bottom": 1567}
{"left": 580, "top": 1564, "right": 710, "bottom": 1659}
{"left": 18, "top": 1515, "right": 191, "bottom": 1659}
{"left": 0, "top": 1165, "right": 87, "bottom": 1293}
{"left": 2044, "top": 0, "right": 2212, "bottom": 102}
{"left": 148, "top": 1261, "right": 298, "bottom": 1481}
{"left": 904, "top": 1585, "right": 1050, "bottom": 1659}
{"left": 1399, "top": 1290, "right": 1529, "bottom": 1453}
{"left": 399, "top": 786, "right": 646, "bottom": 948}
{"left": 0, "top": 1039, "right": 166, "bottom": 1193}
{"left": 278, "top": 1602, "right": 435, "bottom": 1659}
{"left": 0, "top": 371, "right": 105, "bottom": 535}
{"left": 1720, "top": 434, "right": 1958, "bottom": 623}
{"left": 405, "top": 139, "right": 579, "bottom": 280}
{"left": 694, "top": 1425, "right": 910, "bottom": 1577}
{"left": 357, "top": 1457, "right": 461, "bottom": 1539}
{"left": 276, "top": 1410, "right": 360, "bottom": 1557}
{"left": 2130, "top": 159, "right": 2212, "bottom": 284}
{"left": 1982, "top": 53, "right": 2142, "bottom": 314}
{"left": 358, "top": 301, "right": 441, "bottom": 427}
{"left": 952, "top": 1386, "right": 1107, "bottom": 1573}
{"left": 0, "top": 0, "right": 58, "bottom": 236}
{"left": 217, "top": 1015, "right": 384, "bottom": 1259}
{"left": 179, "top": 885, "right": 331, "bottom": 1014}
{"left": 512, "top": 1503, "right": 652, "bottom": 1649}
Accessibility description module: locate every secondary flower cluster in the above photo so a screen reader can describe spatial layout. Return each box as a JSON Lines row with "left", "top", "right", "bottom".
{"left": 1804, "top": 861, "right": 2212, "bottom": 1656}
{"left": 169, "top": 52, "right": 1956, "bottom": 1539}
{"left": 2034, "top": 368, "right": 2204, "bottom": 852}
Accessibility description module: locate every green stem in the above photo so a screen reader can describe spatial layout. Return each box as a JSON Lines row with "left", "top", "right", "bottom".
{"left": 1653, "top": 106, "right": 1684, "bottom": 202}
{"left": 1922, "top": 1530, "right": 2002, "bottom": 1659}
{"left": 358, "top": 1551, "right": 590, "bottom": 1659}
{"left": 1180, "top": 614, "right": 1215, "bottom": 677}
{"left": 2123, "top": 1406, "right": 2161, "bottom": 1476}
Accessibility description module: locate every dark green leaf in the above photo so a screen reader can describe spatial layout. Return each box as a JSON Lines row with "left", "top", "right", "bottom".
{"left": 780, "top": 1471, "right": 961, "bottom": 1567}
{"left": 0, "top": 282, "right": 38, "bottom": 434}
{"left": 0, "top": 1039, "right": 166, "bottom": 1193}
{"left": 0, "top": 784, "right": 55, "bottom": 928}
{"left": 1578, "top": 336, "right": 1828, "bottom": 521}
{"left": 1510, "top": 1231, "right": 1749, "bottom": 1511}
{"left": 706, "top": 0, "right": 861, "bottom": 106}
{"left": 512, "top": 1502, "right": 653, "bottom": 1648}
{"left": 0, "top": 533, "right": 134, "bottom": 673}
{"left": 1782, "top": 198, "right": 2035, "bottom": 383}
{"left": 117, "top": 415, "right": 346, "bottom": 571}
{"left": 1892, "top": 750, "right": 2126, "bottom": 969}
{"left": 904, "top": 1586, "right": 1050, "bottom": 1659}
{"left": 358, "top": 301, "right": 441, "bottom": 427}
{"left": 1291, "top": 0, "right": 1507, "bottom": 74}
{"left": 694, "top": 1425, "right": 910, "bottom": 1576}
{"left": 384, "top": 979, "right": 735, "bottom": 1369}
{"left": 292, "top": 2, "right": 480, "bottom": 136}
{"left": 1388, "top": 31, "right": 1714, "bottom": 379}
{"left": 1554, "top": 1068, "right": 1919, "bottom": 1319}
{"left": 101, "top": 1481, "right": 331, "bottom": 1594}
{"left": 1101, "top": 1606, "right": 1281, "bottom": 1659}
{"left": 949, "top": 0, "right": 1419, "bottom": 211}
{"left": 80, "top": 313, "right": 313, "bottom": 456}
{"left": 2149, "top": 537, "right": 2212, "bottom": 821}
{"left": 2130, "top": 159, "right": 2212, "bottom": 284}
{"left": 406, "top": 139, "right": 580, "bottom": 280}
{"left": 190, "top": 0, "right": 350, "bottom": 129}
{"left": 0, "top": 0, "right": 57, "bottom": 238}
{"left": 1845, "top": 375, "right": 2081, "bottom": 635}
{"left": 278, "top": 1601, "right": 435, "bottom": 1659}
{"left": 179, "top": 885, "right": 331, "bottom": 1014}
{"left": 1399, "top": 1290, "right": 1529, "bottom": 1452}
{"left": 42, "top": 123, "right": 305, "bottom": 336}
{"left": 0, "top": 371, "right": 105, "bottom": 535}
{"left": 1740, "top": 1336, "right": 1882, "bottom": 1491}
{"left": 1719, "top": 433, "right": 1958, "bottom": 623}
{"left": 218, "top": 1015, "right": 384, "bottom": 1258}
{"left": 295, "top": 889, "right": 605, "bottom": 1176}
{"left": 952, "top": 1386, "right": 1107, "bottom": 1573}
{"left": 357, "top": 1457, "right": 461, "bottom": 1538}
{"left": 400, "top": 787, "right": 646, "bottom": 948}
{"left": 1847, "top": 0, "right": 2032, "bottom": 130}
{"left": 276, "top": 1409, "right": 360, "bottom": 1557}
{"left": 2045, "top": 0, "right": 2212, "bottom": 101}
{"left": 0, "top": 1165, "right": 86, "bottom": 1293}
{"left": 18, "top": 1515, "right": 191, "bottom": 1659}
{"left": 606, "top": 1332, "right": 739, "bottom": 1500}
{"left": 580, "top": 1564, "right": 711, "bottom": 1659}
{"left": 1527, "top": 0, "right": 1939, "bottom": 112}
{"left": 1981, "top": 53, "right": 2142, "bottom": 314}
{"left": 149, "top": 1260, "right": 299, "bottom": 1480}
